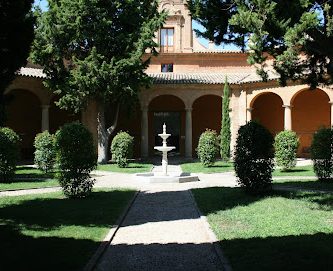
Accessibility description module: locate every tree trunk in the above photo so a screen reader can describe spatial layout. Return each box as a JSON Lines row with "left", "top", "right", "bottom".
{"left": 97, "top": 101, "right": 120, "bottom": 164}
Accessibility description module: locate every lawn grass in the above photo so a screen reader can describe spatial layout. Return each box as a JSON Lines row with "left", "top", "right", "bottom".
{"left": 272, "top": 165, "right": 315, "bottom": 177}
{"left": 0, "top": 189, "right": 135, "bottom": 270}
{"left": 0, "top": 166, "right": 59, "bottom": 191}
{"left": 192, "top": 187, "right": 333, "bottom": 271}
{"left": 273, "top": 178, "right": 333, "bottom": 192}
{"left": 180, "top": 160, "right": 234, "bottom": 173}
{"left": 97, "top": 162, "right": 153, "bottom": 173}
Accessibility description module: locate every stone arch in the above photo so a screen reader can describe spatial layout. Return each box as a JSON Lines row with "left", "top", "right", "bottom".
{"left": 4, "top": 89, "right": 42, "bottom": 159}
{"left": 192, "top": 94, "right": 222, "bottom": 156}
{"left": 148, "top": 95, "right": 185, "bottom": 156}
{"left": 251, "top": 92, "right": 284, "bottom": 136}
{"left": 291, "top": 88, "right": 331, "bottom": 157}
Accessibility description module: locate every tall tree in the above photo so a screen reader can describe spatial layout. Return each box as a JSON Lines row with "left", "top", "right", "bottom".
{"left": 0, "top": 0, "right": 35, "bottom": 125}
{"left": 220, "top": 77, "right": 231, "bottom": 161}
{"left": 31, "top": 0, "right": 166, "bottom": 163}
{"left": 188, "top": 0, "right": 333, "bottom": 88}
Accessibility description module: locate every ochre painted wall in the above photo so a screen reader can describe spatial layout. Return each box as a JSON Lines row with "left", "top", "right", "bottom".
{"left": 252, "top": 93, "right": 284, "bottom": 136}
{"left": 192, "top": 95, "right": 222, "bottom": 156}
{"left": 292, "top": 89, "right": 331, "bottom": 156}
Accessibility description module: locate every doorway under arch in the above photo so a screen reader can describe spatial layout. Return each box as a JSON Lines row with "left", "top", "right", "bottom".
{"left": 251, "top": 92, "right": 284, "bottom": 136}
{"left": 292, "top": 88, "right": 330, "bottom": 156}
{"left": 192, "top": 95, "right": 222, "bottom": 156}
{"left": 148, "top": 95, "right": 185, "bottom": 156}
{"left": 5, "top": 89, "right": 42, "bottom": 159}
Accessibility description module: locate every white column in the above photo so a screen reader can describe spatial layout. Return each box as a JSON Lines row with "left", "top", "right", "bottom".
{"left": 41, "top": 105, "right": 50, "bottom": 132}
{"left": 330, "top": 101, "right": 333, "bottom": 127}
{"left": 185, "top": 108, "right": 193, "bottom": 158}
{"left": 283, "top": 104, "right": 292, "bottom": 130}
{"left": 246, "top": 107, "right": 253, "bottom": 122}
{"left": 141, "top": 106, "right": 149, "bottom": 158}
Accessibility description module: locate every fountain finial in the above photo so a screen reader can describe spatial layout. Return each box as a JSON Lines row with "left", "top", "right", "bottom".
{"left": 163, "top": 123, "right": 166, "bottom": 134}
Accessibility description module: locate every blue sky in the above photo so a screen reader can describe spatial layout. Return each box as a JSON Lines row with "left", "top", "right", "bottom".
{"left": 33, "top": 0, "right": 238, "bottom": 50}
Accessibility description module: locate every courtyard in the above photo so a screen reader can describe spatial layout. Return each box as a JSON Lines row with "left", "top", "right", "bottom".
{"left": 0, "top": 159, "right": 332, "bottom": 270}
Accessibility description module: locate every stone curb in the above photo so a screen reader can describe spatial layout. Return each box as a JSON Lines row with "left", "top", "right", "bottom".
{"left": 187, "top": 190, "right": 233, "bottom": 271}
{"left": 83, "top": 190, "right": 140, "bottom": 271}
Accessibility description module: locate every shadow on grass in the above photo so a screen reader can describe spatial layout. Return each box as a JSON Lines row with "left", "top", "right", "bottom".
{"left": 280, "top": 169, "right": 309, "bottom": 173}
{"left": 0, "top": 190, "right": 135, "bottom": 270}
{"left": 274, "top": 179, "right": 333, "bottom": 193}
{"left": 192, "top": 187, "right": 333, "bottom": 215}
{"left": 0, "top": 225, "right": 98, "bottom": 271}
{"left": 221, "top": 233, "right": 333, "bottom": 271}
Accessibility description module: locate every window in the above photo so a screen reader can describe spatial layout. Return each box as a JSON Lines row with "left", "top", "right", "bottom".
{"left": 160, "top": 28, "right": 174, "bottom": 52}
{"left": 161, "top": 63, "right": 173, "bottom": 72}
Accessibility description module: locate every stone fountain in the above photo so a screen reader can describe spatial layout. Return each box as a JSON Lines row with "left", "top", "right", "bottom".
{"left": 154, "top": 123, "right": 175, "bottom": 176}
{"left": 134, "top": 124, "right": 199, "bottom": 183}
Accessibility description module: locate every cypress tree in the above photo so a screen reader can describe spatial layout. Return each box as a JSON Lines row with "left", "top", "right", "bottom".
{"left": 220, "top": 77, "right": 231, "bottom": 161}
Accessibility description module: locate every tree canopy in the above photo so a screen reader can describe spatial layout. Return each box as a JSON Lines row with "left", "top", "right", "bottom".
{"left": 0, "top": 0, "right": 35, "bottom": 125}
{"left": 31, "top": 0, "right": 166, "bottom": 163}
{"left": 188, "top": 0, "right": 333, "bottom": 88}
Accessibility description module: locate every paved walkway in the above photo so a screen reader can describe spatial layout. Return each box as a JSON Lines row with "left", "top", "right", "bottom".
{"left": 95, "top": 188, "right": 224, "bottom": 271}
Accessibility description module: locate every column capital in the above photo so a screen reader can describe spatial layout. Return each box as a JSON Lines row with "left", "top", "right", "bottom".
{"left": 141, "top": 105, "right": 148, "bottom": 112}
{"left": 246, "top": 107, "right": 253, "bottom": 112}
{"left": 185, "top": 107, "right": 193, "bottom": 112}
{"left": 41, "top": 104, "right": 50, "bottom": 110}
{"left": 282, "top": 104, "right": 293, "bottom": 108}
{"left": 329, "top": 101, "right": 333, "bottom": 105}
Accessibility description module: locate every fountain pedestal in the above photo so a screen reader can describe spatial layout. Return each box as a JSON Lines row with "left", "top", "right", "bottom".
{"left": 134, "top": 124, "right": 199, "bottom": 184}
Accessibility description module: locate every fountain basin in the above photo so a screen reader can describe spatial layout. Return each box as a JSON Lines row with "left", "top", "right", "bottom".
{"left": 133, "top": 172, "right": 199, "bottom": 183}
{"left": 154, "top": 146, "right": 175, "bottom": 152}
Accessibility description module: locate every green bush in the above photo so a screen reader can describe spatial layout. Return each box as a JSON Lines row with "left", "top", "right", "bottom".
{"left": 310, "top": 127, "right": 333, "bottom": 181}
{"left": 111, "top": 131, "right": 134, "bottom": 168}
{"left": 274, "top": 130, "right": 299, "bottom": 171}
{"left": 34, "top": 131, "right": 56, "bottom": 173}
{"left": 197, "top": 130, "right": 219, "bottom": 167}
{"left": 234, "top": 121, "right": 274, "bottom": 193}
{"left": 0, "top": 128, "right": 20, "bottom": 183}
{"left": 55, "top": 122, "right": 97, "bottom": 198}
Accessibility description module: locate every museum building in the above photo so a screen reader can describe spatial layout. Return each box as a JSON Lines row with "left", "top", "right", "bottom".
{"left": 4, "top": 0, "right": 333, "bottom": 159}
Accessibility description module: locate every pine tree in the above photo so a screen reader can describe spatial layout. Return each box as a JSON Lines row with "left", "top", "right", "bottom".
{"left": 31, "top": 0, "right": 166, "bottom": 163}
{"left": 188, "top": 0, "right": 333, "bottom": 88}
{"left": 220, "top": 77, "right": 231, "bottom": 161}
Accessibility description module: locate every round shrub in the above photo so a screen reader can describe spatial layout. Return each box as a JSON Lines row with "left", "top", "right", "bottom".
{"left": 55, "top": 122, "right": 97, "bottom": 198}
{"left": 111, "top": 131, "right": 134, "bottom": 168}
{"left": 34, "top": 131, "right": 56, "bottom": 173}
{"left": 234, "top": 121, "right": 274, "bottom": 193}
{"left": 310, "top": 127, "right": 333, "bottom": 181}
{"left": 197, "top": 130, "right": 219, "bottom": 167}
{"left": 0, "top": 127, "right": 20, "bottom": 183}
{"left": 274, "top": 130, "right": 299, "bottom": 171}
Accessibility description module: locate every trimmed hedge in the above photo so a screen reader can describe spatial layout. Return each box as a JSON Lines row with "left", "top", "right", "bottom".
{"left": 34, "top": 131, "right": 56, "bottom": 173}
{"left": 274, "top": 130, "right": 299, "bottom": 171}
{"left": 55, "top": 122, "right": 97, "bottom": 198}
{"left": 111, "top": 131, "right": 134, "bottom": 168}
{"left": 234, "top": 121, "right": 274, "bottom": 193}
{"left": 310, "top": 127, "right": 333, "bottom": 181}
{"left": 0, "top": 128, "right": 20, "bottom": 183}
{"left": 197, "top": 129, "right": 219, "bottom": 167}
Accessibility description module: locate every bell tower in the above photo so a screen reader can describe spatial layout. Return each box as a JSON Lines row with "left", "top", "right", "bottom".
{"left": 158, "top": 0, "right": 193, "bottom": 53}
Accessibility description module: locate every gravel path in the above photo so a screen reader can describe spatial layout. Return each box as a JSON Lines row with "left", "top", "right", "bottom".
{"left": 95, "top": 188, "right": 224, "bottom": 271}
